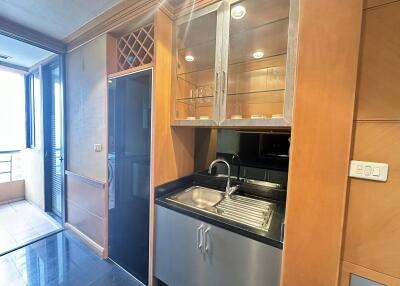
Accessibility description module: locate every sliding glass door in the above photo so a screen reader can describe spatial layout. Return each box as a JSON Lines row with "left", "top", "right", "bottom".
{"left": 43, "top": 56, "right": 65, "bottom": 221}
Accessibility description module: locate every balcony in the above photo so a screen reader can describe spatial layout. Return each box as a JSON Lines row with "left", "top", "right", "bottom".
{"left": 0, "top": 150, "right": 24, "bottom": 203}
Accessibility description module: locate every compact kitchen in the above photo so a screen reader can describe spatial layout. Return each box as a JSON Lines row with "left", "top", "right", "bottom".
{"left": 154, "top": 129, "right": 289, "bottom": 285}
{"left": 0, "top": 0, "right": 398, "bottom": 285}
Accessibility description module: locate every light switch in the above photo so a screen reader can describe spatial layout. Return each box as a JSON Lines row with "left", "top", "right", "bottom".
{"left": 372, "top": 167, "right": 380, "bottom": 177}
{"left": 94, "top": 144, "right": 102, "bottom": 152}
{"left": 349, "top": 160, "right": 388, "bottom": 182}
{"left": 364, "top": 166, "right": 372, "bottom": 176}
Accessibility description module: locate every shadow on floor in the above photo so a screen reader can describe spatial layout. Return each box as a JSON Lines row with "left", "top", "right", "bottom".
{"left": 0, "top": 230, "right": 144, "bottom": 286}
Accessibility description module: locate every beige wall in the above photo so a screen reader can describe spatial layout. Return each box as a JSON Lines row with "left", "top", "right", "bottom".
{"left": 65, "top": 35, "right": 108, "bottom": 253}
{"left": 66, "top": 35, "right": 108, "bottom": 183}
{"left": 23, "top": 148, "right": 44, "bottom": 209}
{"left": 23, "top": 63, "right": 47, "bottom": 210}
{"left": 0, "top": 180, "right": 25, "bottom": 203}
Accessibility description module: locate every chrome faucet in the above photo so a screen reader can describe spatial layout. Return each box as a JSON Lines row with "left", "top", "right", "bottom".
{"left": 231, "top": 153, "right": 241, "bottom": 181}
{"left": 208, "top": 159, "right": 239, "bottom": 198}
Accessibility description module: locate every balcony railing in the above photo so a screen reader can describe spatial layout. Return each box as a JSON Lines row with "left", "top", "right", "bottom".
{"left": 0, "top": 150, "right": 23, "bottom": 183}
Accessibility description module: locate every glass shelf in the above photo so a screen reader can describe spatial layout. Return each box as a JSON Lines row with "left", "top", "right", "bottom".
{"left": 177, "top": 67, "right": 215, "bottom": 79}
{"left": 175, "top": 97, "right": 214, "bottom": 120}
{"left": 176, "top": 95, "right": 215, "bottom": 102}
{"left": 226, "top": 89, "right": 284, "bottom": 119}
{"left": 227, "top": 88, "right": 285, "bottom": 97}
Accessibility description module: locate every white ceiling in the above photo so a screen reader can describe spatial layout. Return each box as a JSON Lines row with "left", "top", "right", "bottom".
{"left": 0, "top": 0, "right": 123, "bottom": 40}
{"left": 0, "top": 34, "right": 54, "bottom": 68}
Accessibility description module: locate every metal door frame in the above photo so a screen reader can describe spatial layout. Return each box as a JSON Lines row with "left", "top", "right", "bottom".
{"left": 42, "top": 55, "right": 66, "bottom": 223}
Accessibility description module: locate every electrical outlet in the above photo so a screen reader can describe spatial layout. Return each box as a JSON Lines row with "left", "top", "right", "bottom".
{"left": 349, "top": 160, "right": 388, "bottom": 182}
{"left": 94, "top": 144, "right": 102, "bottom": 152}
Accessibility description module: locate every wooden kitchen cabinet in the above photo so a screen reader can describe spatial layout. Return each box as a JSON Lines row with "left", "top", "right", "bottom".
{"left": 171, "top": 0, "right": 298, "bottom": 127}
{"left": 154, "top": 205, "right": 282, "bottom": 286}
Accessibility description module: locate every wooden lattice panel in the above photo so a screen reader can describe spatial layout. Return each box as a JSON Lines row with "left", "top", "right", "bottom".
{"left": 117, "top": 23, "right": 154, "bottom": 71}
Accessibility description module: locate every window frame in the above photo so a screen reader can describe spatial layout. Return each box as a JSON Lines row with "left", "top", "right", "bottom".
{"left": 25, "top": 69, "right": 40, "bottom": 149}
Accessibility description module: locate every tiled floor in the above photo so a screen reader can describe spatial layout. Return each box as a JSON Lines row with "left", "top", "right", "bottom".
{"left": 0, "top": 230, "right": 144, "bottom": 286}
{"left": 0, "top": 200, "right": 61, "bottom": 255}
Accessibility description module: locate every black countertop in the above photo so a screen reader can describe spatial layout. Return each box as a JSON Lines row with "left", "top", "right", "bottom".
{"left": 155, "top": 172, "right": 286, "bottom": 249}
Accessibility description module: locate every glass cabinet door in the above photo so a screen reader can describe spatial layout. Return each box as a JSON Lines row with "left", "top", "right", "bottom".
{"left": 173, "top": 3, "right": 224, "bottom": 125}
{"left": 221, "top": 0, "right": 291, "bottom": 125}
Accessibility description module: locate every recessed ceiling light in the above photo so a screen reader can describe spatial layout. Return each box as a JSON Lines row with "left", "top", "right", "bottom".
{"left": 252, "top": 51, "right": 264, "bottom": 59}
{"left": 185, "top": 55, "right": 194, "bottom": 62}
{"left": 0, "top": 54, "right": 11, "bottom": 60}
{"left": 231, "top": 5, "right": 246, "bottom": 20}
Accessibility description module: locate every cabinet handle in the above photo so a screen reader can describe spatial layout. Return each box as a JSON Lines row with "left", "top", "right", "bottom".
{"left": 221, "top": 71, "right": 226, "bottom": 94}
{"left": 204, "top": 227, "right": 210, "bottom": 253}
{"left": 221, "top": 71, "right": 226, "bottom": 106}
{"left": 197, "top": 224, "right": 204, "bottom": 251}
{"left": 215, "top": 72, "right": 220, "bottom": 100}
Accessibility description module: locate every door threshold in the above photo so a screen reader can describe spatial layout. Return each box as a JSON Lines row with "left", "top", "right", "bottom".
{"left": 0, "top": 229, "right": 64, "bottom": 256}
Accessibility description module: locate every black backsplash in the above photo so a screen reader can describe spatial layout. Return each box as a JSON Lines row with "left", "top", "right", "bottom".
{"left": 196, "top": 129, "right": 291, "bottom": 189}
{"left": 237, "top": 132, "right": 290, "bottom": 171}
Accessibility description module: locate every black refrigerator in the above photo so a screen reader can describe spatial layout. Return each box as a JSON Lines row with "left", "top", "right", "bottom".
{"left": 108, "top": 69, "right": 152, "bottom": 285}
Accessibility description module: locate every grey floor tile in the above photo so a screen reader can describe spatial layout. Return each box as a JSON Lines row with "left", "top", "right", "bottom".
{"left": 0, "top": 230, "right": 143, "bottom": 286}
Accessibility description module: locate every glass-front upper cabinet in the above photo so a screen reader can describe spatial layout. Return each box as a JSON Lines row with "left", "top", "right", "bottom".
{"left": 172, "top": 2, "right": 225, "bottom": 126}
{"left": 220, "top": 0, "right": 292, "bottom": 126}
{"left": 172, "top": 0, "right": 297, "bottom": 127}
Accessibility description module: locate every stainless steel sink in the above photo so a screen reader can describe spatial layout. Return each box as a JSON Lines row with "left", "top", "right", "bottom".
{"left": 167, "top": 186, "right": 273, "bottom": 231}
{"left": 168, "top": 186, "right": 224, "bottom": 210}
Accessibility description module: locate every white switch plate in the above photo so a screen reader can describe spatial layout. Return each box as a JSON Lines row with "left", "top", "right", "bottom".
{"left": 349, "top": 160, "right": 388, "bottom": 182}
{"left": 94, "top": 144, "right": 102, "bottom": 152}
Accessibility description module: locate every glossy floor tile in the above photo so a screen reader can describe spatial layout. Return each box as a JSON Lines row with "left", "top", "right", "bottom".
{"left": 0, "top": 200, "right": 61, "bottom": 255}
{"left": 0, "top": 230, "right": 144, "bottom": 286}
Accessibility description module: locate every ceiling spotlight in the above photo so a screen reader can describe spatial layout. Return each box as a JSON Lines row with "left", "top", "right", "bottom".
{"left": 231, "top": 5, "right": 246, "bottom": 20}
{"left": 252, "top": 51, "right": 264, "bottom": 59}
{"left": 185, "top": 55, "right": 195, "bottom": 62}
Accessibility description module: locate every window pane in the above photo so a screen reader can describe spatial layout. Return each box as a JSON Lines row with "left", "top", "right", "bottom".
{"left": 0, "top": 69, "right": 25, "bottom": 151}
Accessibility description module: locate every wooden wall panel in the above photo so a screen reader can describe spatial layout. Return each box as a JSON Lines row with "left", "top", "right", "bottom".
{"left": 340, "top": 1, "right": 400, "bottom": 284}
{"left": 355, "top": 1, "right": 400, "bottom": 120}
{"left": 194, "top": 128, "right": 217, "bottom": 172}
{"left": 364, "top": 0, "right": 400, "bottom": 9}
{"left": 152, "top": 11, "right": 194, "bottom": 187}
{"left": 340, "top": 261, "right": 400, "bottom": 286}
{"left": 280, "top": 0, "right": 363, "bottom": 285}
{"left": 343, "top": 123, "right": 400, "bottom": 279}
{"left": 149, "top": 10, "right": 195, "bottom": 286}
{"left": 106, "top": 34, "right": 118, "bottom": 75}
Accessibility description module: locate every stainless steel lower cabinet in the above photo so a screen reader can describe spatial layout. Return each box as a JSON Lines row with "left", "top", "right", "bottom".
{"left": 154, "top": 205, "right": 282, "bottom": 286}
